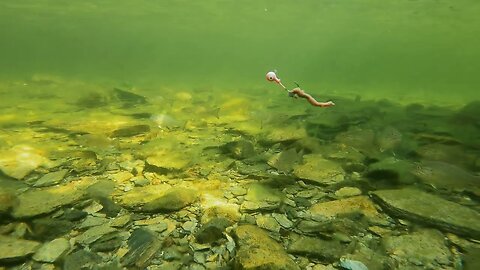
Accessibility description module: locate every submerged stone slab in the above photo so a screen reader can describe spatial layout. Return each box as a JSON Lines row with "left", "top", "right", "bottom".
{"left": 12, "top": 178, "right": 96, "bottom": 219}
{"left": 142, "top": 187, "right": 197, "bottom": 212}
{"left": 371, "top": 188, "right": 480, "bottom": 239}
{"left": 233, "top": 225, "right": 299, "bottom": 270}
{"left": 293, "top": 154, "right": 345, "bottom": 185}
{"left": 0, "top": 235, "right": 40, "bottom": 262}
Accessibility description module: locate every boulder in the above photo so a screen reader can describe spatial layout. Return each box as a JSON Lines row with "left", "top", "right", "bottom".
{"left": 233, "top": 225, "right": 299, "bottom": 270}
{"left": 142, "top": 187, "right": 197, "bottom": 212}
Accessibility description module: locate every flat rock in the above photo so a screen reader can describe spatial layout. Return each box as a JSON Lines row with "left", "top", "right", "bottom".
{"left": 76, "top": 224, "right": 117, "bottom": 245}
{"left": 34, "top": 169, "right": 68, "bottom": 187}
{"left": 335, "top": 187, "right": 362, "bottom": 198}
{"left": 142, "top": 187, "right": 197, "bottom": 212}
{"left": 63, "top": 249, "right": 102, "bottom": 270}
{"left": 0, "top": 235, "right": 40, "bottom": 262}
{"left": 293, "top": 154, "right": 345, "bottom": 185}
{"left": 382, "top": 229, "right": 452, "bottom": 268}
{"left": 12, "top": 178, "right": 96, "bottom": 218}
{"left": 233, "top": 225, "right": 299, "bottom": 270}
{"left": 0, "top": 145, "right": 52, "bottom": 180}
{"left": 309, "top": 196, "right": 384, "bottom": 222}
{"left": 110, "top": 124, "right": 150, "bottom": 138}
{"left": 256, "top": 215, "right": 280, "bottom": 232}
{"left": 0, "top": 190, "right": 16, "bottom": 214}
{"left": 116, "top": 184, "right": 171, "bottom": 209}
{"left": 121, "top": 228, "right": 162, "bottom": 268}
{"left": 371, "top": 188, "right": 480, "bottom": 239}
{"left": 33, "top": 238, "right": 70, "bottom": 263}
{"left": 287, "top": 236, "right": 348, "bottom": 262}
{"left": 240, "top": 184, "right": 282, "bottom": 212}
{"left": 195, "top": 217, "right": 232, "bottom": 244}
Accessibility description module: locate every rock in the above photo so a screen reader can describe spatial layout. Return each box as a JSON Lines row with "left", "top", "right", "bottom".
{"left": 222, "top": 140, "right": 255, "bottom": 160}
{"left": 110, "top": 214, "right": 131, "bottom": 228}
{"left": 382, "top": 229, "right": 452, "bottom": 268}
{"left": 412, "top": 161, "right": 480, "bottom": 195}
{"left": 0, "top": 190, "right": 16, "bottom": 214}
{"left": 146, "top": 152, "right": 191, "bottom": 171}
{"left": 142, "top": 187, "right": 197, "bottom": 212}
{"left": 116, "top": 184, "right": 171, "bottom": 209}
{"left": 77, "top": 216, "right": 109, "bottom": 229}
{"left": 86, "top": 180, "right": 116, "bottom": 198}
{"left": 32, "top": 238, "right": 70, "bottom": 263}
{"left": 309, "top": 196, "right": 383, "bottom": 222}
{"left": 195, "top": 217, "right": 232, "bottom": 244}
{"left": 256, "top": 215, "right": 281, "bottom": 232}
{"left": 267, "top": 148, "right": 301, "bottom": 172}
{"left": 121, "top": 228, "right": 162, "bottom": 268}
{"left": 0, "top": 235, "right": 40, "bottom": 262}
{"left": 110, "top": 124, "right": 151, "bottom": 138}
{"left": 272, "top": 213, "right": 293, "bottom": 228}
{"left": 287, "top": 235, "right": 348, "bottom": 262}
{"left": 339, "top": 258, "right": 368, "bottom": 270}
{"left": 63, "top": 249, "right": 102, "bottom": 270}
{"left": 264, "top": 126, "right": 308, "bottom": 143}
{"left": 375, "top": 126, "right": 402, "bottom": 152}
{"left": 31, "top": 218, "right": 74, "bottom": 241}
{"left": 366, "top": 157, "right": 415, "bottom": 184}
{"left": 334, "top": 187, "right": 362, "bottom": 198}
{"left": 12, "top": 178, "right": 95, "bottom": 218}
{"left": 33, "top": 169, "right": 68, "bottom": 187}
{"left": 240, "top": 184, "right": 283, "bottom": 212}
{"left": 293, "top": 155, "right": 345, "bottom": 185}
{"left": 233, "top": 225, "right": 299, "bottom": 270}
{"left": 371, "top": 188, "right": 480, "bottom": 239}
{"left": 97, "top": 196, "right": 122, "bottom": 217}
{"left": 0, "top": 145, "right": 52, "bottom": 180}
{"left": 59, "top": 208, "right": 88, "bottom": 221}
{"left": 76, "top": 224, "right": 117, "bottom": 245}
{"left": 182, "top": 220, "right": 197, "bottom": 232}
{"left": 113, "top": 88, "right": 147, "bottom": 105}
{"left": 90, "top": 231, "right": 126, "bottom": 252}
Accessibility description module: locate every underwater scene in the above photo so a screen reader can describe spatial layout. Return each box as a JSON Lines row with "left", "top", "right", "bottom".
{"left": 0, "top": 0, "right": 479, "bottom": 269}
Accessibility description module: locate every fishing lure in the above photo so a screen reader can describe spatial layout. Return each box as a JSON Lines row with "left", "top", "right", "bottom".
{"left": 266, "top": 71, "right": 335, "bottom": 108}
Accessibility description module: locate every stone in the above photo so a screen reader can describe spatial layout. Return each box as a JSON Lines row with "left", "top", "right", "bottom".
{"left": 32, "top": 238, "right": 70, "bottom": 263}
{"left": 287, "top": 236, "right": 349, "bottom": 262}
{"left": 272, "top": 213, "right": 294, "bottom": 228}
{"left": 0, "top": 190, "right": 16, "bottom": 214}
{"left": 309, "top": 196, "right": 383, "bottom": 222}
{"left": 31, "top": 218, "right": 74, "bottom": 241}
{"left": 293, "top": 155, "right": 345, "bottom": 185}
{"left": 382, "top": 229, "right": 453, "bottom": 268}
{"left": 0, "top": 235, "right": 40, "bottom": 262}
{"left": 195, "top": 217, "right": 232, "bottom": 244}
{"left": 267, "top": 148, "right": 301, "bottom": 172}
{"left": 334, "top": 187, "right": 362, "bottom": 198}
{"left": 256, "top": 215, "right": 281, "bottom": 232}
{"left": 121, "top": 228, "right": 162, "bottom": 268}
{"left": 33, "top": 169, "right": 68, "bottom": 187}
{"left": 90, "top": 232, "right": 126, "bottom": 252}
{"left": 240, "top": 184, "right": 282, "bottom": 212}
{"left": 233, "top": 225, "right": 299, "bottom": 270}
{"left": 116, "top": 184, "right": 171, "bottom": 209}
{"left": 222, "top": 140, "right": 255, "bottom": 160}
{"left": 76, "top": 224, "right": 117, "bottom": 245}
{"left": 63, "top": 250, "right": 102, "bottom": 270}
{"left": 371, "top": 188, "right": 480, "bottom": 239}
{"left": 12, "top": 178, "right": 95, "bottom": 218}
{"left": 146, "top": 152, "right": 191, "bottom": 171}
{"left": 366, "top": 157, "right": 415, "bottom": 184}
{"left": 0, "top": 145, "right": 52, "bottom": 180}
{"left": 110, "top": 124, "right": 150, "bottom": 138}
{"left": 142, "top": 187, "right": 197, "bottom": 212}
{"left": 412, "top": 161, "right": 480, "bottom": 195}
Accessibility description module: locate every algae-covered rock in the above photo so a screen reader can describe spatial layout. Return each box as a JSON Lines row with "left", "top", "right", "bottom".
{"left": 240, "top": 184, "right": 283, "bottom": 212}
{"left": 309, "top": 196, "right": 384, "bottom": 223}
{"left": 195, "top": 217, "right": 232, "bottom": 244}
{"left": 0, "top": 190, "right": 16, "bottom": 214}
{"left": 32, "top": 238, "right": 70, "bottom": 263}
{"left": 287, "top": 236, "right": 348, "bottom": 262}
{"left": 34, "top": 169, "right": 68, "bottom": 187}
{"left": 12, "top": 178, "right": 96, "bottom": 218}
{"left": 0, "top": 235, "right": 40, "bottom": 262}
{"left": 233, "top": 225, "right": 300, "bottom": 270}
{"left": 382, "top": 229, "right": 452, "bottom": 269}
{"left": 371, "top": 188, "right": 480, "bottom": 239}
{"left": 366, "top": 157, "right": 415, "bottom": 184}
{"left": 293, "top": 154, "right": 345, "bottom": 185}
{"left": 142, "top": 187, "right": 197, "bottom": 212}
{"left": 0, "top": 145, "right": 52, "bottom": 180}
{"left": 267, "top": 148, "right": 301, "bottom": 172}
{"left": 121, "top": 228, "right": 162, "bottom": 268}
{"left": 110, "top": 124, "right": 150, "bottom": 138}
{"left": 222, "top": 140, "right": 255, "bottom": 160}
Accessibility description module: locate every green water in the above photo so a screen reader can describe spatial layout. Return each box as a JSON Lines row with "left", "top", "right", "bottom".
{"left": 1, "top": 0, "right": 480, "bottom": 104}
{"left": 0, "top": 1, "right": 479, "bottom": 270}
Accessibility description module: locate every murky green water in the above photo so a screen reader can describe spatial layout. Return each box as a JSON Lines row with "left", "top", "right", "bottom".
{"left": 0, "top": 1, "right": 479, "bottom": 270}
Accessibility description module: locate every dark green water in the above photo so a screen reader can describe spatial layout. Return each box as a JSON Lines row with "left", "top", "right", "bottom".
{"left": 1, "top": 0, "right": 479, "bottom": 104}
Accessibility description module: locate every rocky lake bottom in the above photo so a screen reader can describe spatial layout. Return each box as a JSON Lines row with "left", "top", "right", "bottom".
{"left": 0, "top": 77, "right": 479, "bottom": 270}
